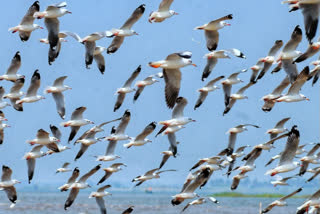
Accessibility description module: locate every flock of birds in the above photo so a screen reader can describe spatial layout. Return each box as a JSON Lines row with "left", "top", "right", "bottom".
{"left": 0, "top": 0, "right": 319, "bottom": 213}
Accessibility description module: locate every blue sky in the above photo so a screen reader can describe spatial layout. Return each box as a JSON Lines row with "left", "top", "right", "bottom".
{"left": 0, "top": 0, "right": 319, "bottom": 192}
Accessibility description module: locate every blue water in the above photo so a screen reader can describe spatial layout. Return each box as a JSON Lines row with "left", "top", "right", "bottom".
{"left": 0, "top": 192, "right": 304, "bottom": 213}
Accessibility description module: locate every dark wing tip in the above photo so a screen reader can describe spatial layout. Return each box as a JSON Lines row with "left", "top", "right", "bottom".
{"left": 149, "top": 122, "right": 157, "bottom": 128}
{"left": 32, "top": 1, "right": 40, "bottom": 10}
{"left": 17, "top": 77, "right": 25, "bottom": 83}
{"left": 294, "top": 25, "right": 302, "bottom": 35}
{"left": 32, "top": 70, "right": 40, "bottom": 79}
{"left": 138, "top": 4, "right": 146, "bottom": 12}
{"left": 136, "top": 65, "right": 142, "bottom": 72}
{"left": 124, "top": 109, "right": 131, "bottom": 116}
{"left": 227, "top": 14, "right": 233, "bottom": 19}
{"left": 290, "top": 125, "right": 299, "bottom": 137}
{"left": 275, "top": 40, "right": 283, "bottom": 44}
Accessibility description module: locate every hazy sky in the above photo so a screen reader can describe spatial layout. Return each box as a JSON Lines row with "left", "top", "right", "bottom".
{"left": 0, "top": 0, "right": 319, "bottom": 193}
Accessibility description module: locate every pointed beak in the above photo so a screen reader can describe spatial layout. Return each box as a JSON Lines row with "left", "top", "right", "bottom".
{"left": 40, "top": 27, "right": 44, "bottom": 29}
{"left": 192, "top": 64, "right": 197, "bottom": 67}
{"left": 226, "top": 23, "right": 231, "bottom": 26}
{"left": 306, "top": 98, "right": 310, "bottom": 101}
{"left": 174, "top": 12, "right": 179, "bottom": 15}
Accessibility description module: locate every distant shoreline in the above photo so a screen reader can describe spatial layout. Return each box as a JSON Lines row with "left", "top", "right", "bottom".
{"left": 211, "top": 192, "right": 308, "bottom": 198}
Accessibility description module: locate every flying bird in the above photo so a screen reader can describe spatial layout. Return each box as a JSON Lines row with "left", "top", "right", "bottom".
{"left": 23, "top": 145, "right": 46, "bottom": 183}
{"left": 194, "top": 14, "right": 233, "bottom": 51}
{"left": 0, "top": 51, "right": 23, "bottom": 82}
{"left": 89, "top": 185, "right": 112, "bottom": 214}
{"left": 202, "top": 49, "right": 245, "bottom": 81}
{"left": 149, "top": 0, "right": 178, "bottom": 23}
{"left": 8, "top": 1, "right": 42, "bottom": 41}
{"left": 26, "top": 129, "right": 60, "bottom": 152}
{"left": 181, "top": 198, "right": 206, "bottom": 212}
{"left": 132, "top": 168, "right": 176, "bottom": 187}
{"left": 45, "top": 76, "right": 71, "bottom": 119}
{"left": 58, "top": 167, "right": 79, "bottom": 192}
{"left": 114, "top": 65, "right": 141, "bottom": 112}
{"left": 3, "top": 78, "right": 25, "bottom": 111}
{"left": 97, "top": 163, "right": 126, "bottom": 185}
{"left": 221, "top": 70, "right": 246, "bottom": 107}
{"left": 194, "top": 75, "right": 224, "bottom": 110}
{"left": 149, "top": 51, "right": 196, "bottom": 108}
{"left": 107, "top": 4, "right": 145, "bottom": 54}
{"left": 266, "top": 117, "right": 291, "bottom": 139}
{"left": 133, "top": 74, "right": 160, "bottom": 102}
{"left": 122, "top": 206, "right": 134, "bottom": 214}
{"left": 299, "top": 143, "right": 320, "bottom": 176}
{"left": 123, "top": 122, "right": 156, "bottom": 148}
{"left": 296, "top": 188, "right": 320, "bottom": 214}
{"left": 271, "top": 176, "right": 296, "bottom": 187}
{"left": 56, "top": 162, "right": 71, "bottom": 173}
{"left": 0, "top": 87, "right": 10, "bottom": 110}
{"left": 0, "top": 165, "right": 20, "bottom": 207}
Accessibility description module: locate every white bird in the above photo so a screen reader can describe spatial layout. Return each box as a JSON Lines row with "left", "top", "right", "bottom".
{"left": 114, "top": 65, "right": 141, "bottom": 112}
{"left": 294, "top": 37, "right": 320, "bottom": 63}
{"left": 223, "top": 82, "right": 255, "bottom": 115}
{"left": 271, "top": 176, "right": 295, "bottom": 187}
{"left": 194, "top": 75, "right": 224, "bottom": 110}
{"left": 299, "top": 143, "right": 320, "bottom": 176}
{"left": 74, "top": 129, "right": 101, "bottom": 161}
{"left": 58, "top": 167, "right": 79, "bottom": 192}
{"left": 159, "top": 143, "right": 179, "bottom": 169}
{"left": 202, "top": 49, "right": 245, "bottom": 81}
{"left": 46, "top": 125, "right": 70, "bottom": 155}
{"left": 23, "top": 145, "right": 46, "bottom": 183}
{"left": 266, "top": 126, "right": 300, "bottom": 176}
{"left": 97, "top": 163, "right": 126, "bottom": 185}
{"left": 149, "top": 51, "right": 196, "bottom": 108}
{"left": 0, "top": 165, "right": 20, "bottom": 207}
{"left": 26, "top": 129, "right": 60, "bottom": 152}
{"left": 123, "top": 122, "right": 156, "bottom": 148}
{"left": 107, "top": 4, "right": 145, "bottom": 54}
{"left": 255, "top": 40, "right": 284, "bottom": 81}
{"left": 8, "top": 1, "right": 42, "bottom": 41}
{"left": 149, "top": 0, "right": 178, "bottom": 23}
{"left": 33, "top": 2, "right": 71, "bottom": 19}
{"left": 89, "top": 185, "right": 112, "bottom": 214}
{"left": 133, "top": 74, "right": 160, "bottom": 102}
{"left": 3, "top": 78, "right": 24, "bottom": 111}
{"left": 45, "top": 76, "right": 71, "bottom": 119}
{"left": 17, "top": 70, "right": 45, "bottom": 105}
{"left": 266, "top": 117, "right": 291, "bottom": 139}
{"left": 190, "top": 156, "right": 221, "bottom": 171}
{"left": 60, "top": 106, "right": 94, "bottom": 142}
{"left": 308, "top": 63, "right": 320, "bottom": 86}
{"left": 276, "top": 66, "right": 310, "bottom": 102}
{"left": 194, "top": 14, "right": 233, "bottom": 51}
{"left": 97, "top": 110, "right": 131, "bottom": 161}
{"left": 64, "top": 164, "right": 101, "bottom": 210}
{"left": 221, "top": 70, "right": 246, "bottom": 108}
{"left": 132, "top": 168, "right": 176, "bottom": 186}
{"left": 262, "top": 188, "right": 302, "bottom": 213}
{"left": 56, "top": 162, "right": 71, "bottom": 173}
{"left": 296, "top": 189, "right": 320, "bottom": 214}
{"left": 0, "top": 51, "right": 24, "bottom": 82}
{"left": 181, "top": 197, "right": 206, "bottom": 212}
{"left": 276, "top": 25, "right": 302, "bottom": 83}
{"left": 0, "top": 111, "right": 10, "bottom": 145}
{"left": 261, "top": 76, "right": 290, "bottom": 112}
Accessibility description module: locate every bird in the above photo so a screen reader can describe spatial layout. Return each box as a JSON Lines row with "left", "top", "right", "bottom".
{"left": 114, "top": 65, "right": 141, "bottom": 112}
{"left": 223, "top": 82, "right": 255, "bottom": 115}
{"left": 261, "top": 76, "right": 290, "bottom": 112}
{"left": 225, "top": 145, "right": 251, "bottom": 177}
{"left": 0, "top": 51, "right": 23, "bottom": 82}
{"left": 190, "top": 156, "right": 221, "bottom": 171}
{"left": 58, "top": 167, "right": 79, "bottom": 192}
{"left": 8, "top": 1, "right": 42, "bottom": 41}
{"left": 171, "top": 167, "right": 211, "bottom": 205}
{"left": 33, "top": 2, "right": 71, "bottom": 19}
{"left": 26, "top": 129, "right": 60, "bottom": 152}
{"left": 266, "top": 126, "right": 300, "bottom": 176}
{"left": 149, "top": 0, "right": 178, "bottom": 23}
{"left": 266, "top": 117, "right": 291, "bottom": 139}
{"left": 3, "top": 78, "right": 24, "bottom": 111}
{"left": 202, "top": 49, "right": 245, "bottom": 81}
{"left": 308, "top": 63, "right": 320, "bottom": 86}
{"left": 306, "top": 167, "right": 320, "bottom": 182}
{"left": 222, "top": 124, "right": 260, "bottom": 155}
{"left": 89, "top": 185, "right": 112, "bottom": 214}
{"left": 132, "top": 168, "right": 176, "bottom": 187}
{"left": 256, "top": 40, "right": 283, "bottom": 81}
{"left": 133, "top": 74, "right": 160, "bottom": 102}
{"left": 294, "top": 38, "right": 320, "bottom": 63}
{"left": 276, "top": 25, "right": 302, "bottom": 83}
{"left": 181, "top": 197, "right": 206, "bottom": 212}
{"left": 123, "top": 122, "right": 156, "bottom": 148}
{"left": 63, "top": 31, "right": 112, "bottom": 70}
{"left": 296, "top": 189, "right": 320, "bottom": 214}
{"left": 261, "top": 188, "right": 302, "bottom": 213}
{"left": 149, "top": 51, "right": 196, "bottom": 108}
{"left": 0, "top": 165, "right": 20, "bottom": 206}
{"left": 64, "top": 164, "right": 101, "bottom": 210}
{"left": 56, "top": 162, "right": 71, "bottom": 173}
{"left": 271, "top": 176, "right": 296, "bottom": 187}
{"left": 107, "top": 4, "right": 145, "bottom": 54}
{"left": 159, "top": 143, "right": 180, "bottom": 169}
{"left": 23, "top": 145, "right": 46, "bottom": 183}
{"left": 74, "top": 128, "right": 102, "bottom": 161}
{"left": 194, "top": 14, "right": 233, "bottom": 51}
{"left": 0, "top": 87, "right": 11, "bottom": 110}
{"left": 299, "top": 143, "right": 320, "bottom": 176}
{"left": 231, "top": 172, "right": 248, "bottom": 191}
{"left": 122, "top": 206, "right": 134, "bottom": 214}
{"left": 221, "top": 70, "right": 246, "bottom": 107}
{"left": 250, "top": 60, "right": 263, "bottom": 83}
{"left": 97, "top": 163, "right": 126, "bottom": 185}
{"left": 96, "top": 110, "right": 131, "bottom": 161}
{"left": 0, "top": 110, "right": 9, "bottom": 145}
{"left": 276, "top": 66, "right": 310, "bottom": 102}
{"left": 60, "top": 106, "right": 94, "bottom": 143}
{"left": 46, "top": 125, "right": 70, "bottom": 155}
{"left": 157, "top": 97, "right": 195, "bottom": 156}
{"left": 194, "top": 75, "right": 224, "bottom": 110}
{"left": 285, "top": 0, "right": 320, "bottom": 43}
{"left": 16, "top": 70, "right": 45, "bottom": 105}
{"left": 45, "top": 76, "right": 71, "bottom": 119}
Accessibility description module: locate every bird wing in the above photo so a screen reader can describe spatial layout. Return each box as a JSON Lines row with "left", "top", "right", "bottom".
{"left": 301, "top": 4, "right": 320, "bottom": 43}
{"left": 96, "top": 197, "right": 106, "bottom": 214}
{"left": 121, "top": 4, "right": 145, "bottom": 29}
{"left": 68, "top": 126, "right": 80, "bottom": 143}
{"left": 144, "top": 168, "right": 159, "bottom": 176}
{"left": 158, "top": 0, "right": 174, "bottom": 12}
{"left": 93, "top": 53, "right": 105, "bottom": 74}
{"left": 205, "top": 30, "right": 219, "bottom": 51}
{"left": 36, "top": 129, "right": 50, "bottom": 139}
{"left": 79, "top": 164, "right": 101, "bottom": 183}
{"left": 287, "top": 66, "right": 309, "bottom": 95}
{"left": 116, "top": 111, "right": 131, "bottom": 134}
{"left": 172, "top": 97, "right": 187, "bottom": 118}
{"left": 53, "top": 76, "right": 67, "bottom": 87}
{"left": 205, "top": 75, "right": 225, "bottom": 87}
{"left": 123, "top": 65, "right": 141, "bottom": 87}
{"left": 159, "top": 154, "right": 170, "bottom": 169}
{"left": 271, "top": 76, "right": 290, "bottom": 96}
{"left": 282, "top": 59, "right": 298, "bottom": 84}
{"left": 67, "top": 168, "right": 80, "bottom": 184}
{"left": 133, "top": 86, "right": 145, "bottom": 102}
{"left": 26, "top": 70, "right": 40, "bottom": 97}
{"left": 6, "top": 52, "right": 21, "bottom": 75}
{"left": 20, "top": 1, "right": 39, "bottom": 25}
{"left": 3, "top": 186, "right": 17, "bottom": 204}
{"left": 74, "top": 144, "right": 89, "bottom": 161}
{"left": 268, "top": 40, "right": 283, "bottom": 56}
{"left": 62, "top": 162, "right": 70, "bottom": 168}
{"left": 202, "top": 57, "right": 218, "bottom": 81}
{"left": 107, "top": 36, "right": 124, "bottom": 54}
{"left": 105, "top": 140, "right": 117, "bottom": 156}
{"left": 163, "top": 68, "right": 181, "bottom": 108}
{"left": 27, "top": 158, "right": 36, "bottom": 183}
{"left": 283, "top": 25, "right": 302, "bottom": 52}
{"left": 44, "top": 18, "right": 60, "bottom": 49}
{"left": 222, "top": 83, "right": 232, "bottom": 107}
{"left": 275, "top": 117, "right": 291, "bottom": 129}
{"left": 1, "top": 165, "right": 12, "bottom": 181}
{"left": 194, "top": 91, "right": 208, "bottom": 110}
{"left": 64, "top": 188, "right": 79, "bottom": 210}
{"left": 50, "top": 125, "right": 62, "bottom": 140}
{"left": 98, "top": 172, "right": 113, "bottom": 185}
{"left": 135, "top": 122, "right": 156, "bottom": 141}
{"left": 236, "top": 82, "right": 255, "bottom": 95}
{"left": 279, "top": 127, "right": 300, "bottom": 166}
{"left": 71, "top": 106, "right": 86, "bottom": 120}
{"left": 52, "top": 92, "right": 66, "bottom": 119}
{"left": 168, "top": 133, "right": 177, "bottom": 156}
{"left": 114, "top": 93, "right": 126, "bottom": 112}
